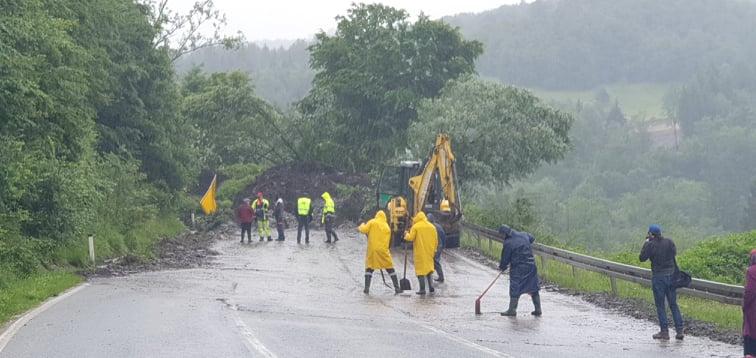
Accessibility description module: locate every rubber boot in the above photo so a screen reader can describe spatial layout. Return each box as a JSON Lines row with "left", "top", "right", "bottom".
{"left": 390, "top": 274, "right": 401, "bottom": 294}
{"left": 434, "top": 265, "right": 445, "bottom": 282}
{"left": 427, "top": 275, "right": 435, "bottom": 293}
{"left": 501, "top": 297, "right": 519, "bottom": 316}
{"left": 531, "top": 292, "right": 542, "bottom": 316}
{"left": 267, "top": 236, "right": 272, "bottom": 241}
{"left": 652, "top": 329, "right": 669, "bottom": 340}
{"left": 416, "top": 276, "right": 426, "bottom": 295}
{"left": 363, "top": 274, "right": 372, "bottom": 294}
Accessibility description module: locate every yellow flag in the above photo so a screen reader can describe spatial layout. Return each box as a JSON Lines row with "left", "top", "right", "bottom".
{"left": 200, "top": 174, "right": 218, "bottom": 215}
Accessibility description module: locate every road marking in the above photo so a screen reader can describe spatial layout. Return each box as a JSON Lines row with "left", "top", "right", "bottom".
{"left": 228, "top": 304, "right": 278, "bottom": 358}
{"left": 0, "top": 283, "right": 89, "bottom": 353}
{"left": 417, "top": 321, "right": 514, "bottom": 357}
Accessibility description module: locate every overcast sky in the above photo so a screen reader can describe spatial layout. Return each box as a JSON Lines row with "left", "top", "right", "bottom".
{"left": 168, "top": 0, "right": 524, "bottom": 42}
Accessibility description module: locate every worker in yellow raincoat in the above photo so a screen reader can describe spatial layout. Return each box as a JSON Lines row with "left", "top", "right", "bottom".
{"left": 358, "top": 210, "right": 401, "bottom": 294}
{"left": 404, "top": 211, "right": 438, "bottom": 295}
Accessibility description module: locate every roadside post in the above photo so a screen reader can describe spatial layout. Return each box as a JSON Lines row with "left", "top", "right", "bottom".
{"left": 88, "top": 235, "right": 95, "bottom": 264}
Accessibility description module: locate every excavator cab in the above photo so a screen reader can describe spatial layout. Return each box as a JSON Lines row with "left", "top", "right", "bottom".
{"left": 375, "top": 134, "right": 463, "bottom": 248}
{"left": 377, "top": 161, "right": 420, "bottom": 246}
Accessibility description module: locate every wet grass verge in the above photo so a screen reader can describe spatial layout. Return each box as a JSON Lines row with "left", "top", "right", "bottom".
{"left": 461, "top": 234, "right": 741, "bottom": 344}
{"left": 0, "top": 271, "right": 82, "bottom": 326}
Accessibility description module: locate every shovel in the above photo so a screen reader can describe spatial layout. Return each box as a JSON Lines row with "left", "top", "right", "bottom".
{"left": 475, "top": 271, "right": 503, "bottom": 315}
{"left": 400, "top": 242, "right": 412, "bottom": 291}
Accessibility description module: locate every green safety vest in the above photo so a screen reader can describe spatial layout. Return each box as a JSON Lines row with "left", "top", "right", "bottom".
{"left": 297, "top": 197, "right": 311, "bottom": 216}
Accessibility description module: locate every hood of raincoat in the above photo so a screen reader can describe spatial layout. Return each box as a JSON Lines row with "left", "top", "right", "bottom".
{"left": 375, "top": 210, "right": 387, "bottom": 223}
{"left": 413, "top": 211, "right": 428, "bottom": 224}
{"left": 499, "top": 225, "right": 512, "bottom": 238}
{"left": 322, "top": 192, "right": 332, "bottom": 201}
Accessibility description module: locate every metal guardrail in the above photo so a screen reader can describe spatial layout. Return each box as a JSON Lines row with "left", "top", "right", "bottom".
{"left": 461, "top": 222, "right": 744, "bottom": 305}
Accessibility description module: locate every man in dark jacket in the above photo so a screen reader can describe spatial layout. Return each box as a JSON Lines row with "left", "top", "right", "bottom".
{"left": 427, "top": 214, "right": 446, "bottom": 283}
{"left": 640, "top": 224, "right": 684, "bottom": 340}
{"left": 498, "top": 225, "right": 541, "bottom": 317}
{"left": 236, "top": 198, "right": 254, "bottom": 244}
{"left": 274, "top": 198, "right": 285, "bottom": 241}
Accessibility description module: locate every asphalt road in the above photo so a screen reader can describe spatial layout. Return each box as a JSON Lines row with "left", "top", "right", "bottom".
{"left": 0, "top": 227, "right": 741, "bottom": 357}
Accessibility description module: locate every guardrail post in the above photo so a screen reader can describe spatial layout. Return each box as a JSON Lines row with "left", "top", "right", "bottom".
{"left": 610, "top": 276, "right": 618, "bottom": 296}
{"left": 571, "top": 265, "right": 578, "bottom": 282}
{"left": 488, "top": 237, "right": 492, "bottom": 254}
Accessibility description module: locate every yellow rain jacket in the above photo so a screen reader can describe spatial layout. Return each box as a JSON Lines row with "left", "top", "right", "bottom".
{"left": 358, "top": 211, "right": 394, "bottom": 270}
{"left": 404, "top": 212, "right": 438, "bottom": 276}
{"left": 321, "top": 192, "right": 335, "bottom": 224}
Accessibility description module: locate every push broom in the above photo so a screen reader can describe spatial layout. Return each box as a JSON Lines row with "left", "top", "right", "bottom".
{"left": 475, "top": 271, "right": 503, "bottom": 315}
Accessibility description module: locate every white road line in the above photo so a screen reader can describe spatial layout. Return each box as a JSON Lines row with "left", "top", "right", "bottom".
{"left": 417, "top": 322, "right": 514, "bottom": 358}
{"left": 229, "top": 306, "right": 278, "bottom": 358}
{"left": 0, "top": 283, "right": 89, "bottom": 353}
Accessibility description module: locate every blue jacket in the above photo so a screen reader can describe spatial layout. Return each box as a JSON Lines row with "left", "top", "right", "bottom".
{"left": 498, "top": 227, "right": 539, "bottom": 297}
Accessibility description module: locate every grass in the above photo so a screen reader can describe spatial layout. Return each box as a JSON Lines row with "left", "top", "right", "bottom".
{"left": 52, "top": 215, "right": 185, "bottom": 267}
{"left": 0, "top": 215, "right": 185, "bottom": 327}
{"left": 0, "top": 271, "right": 82, "bottom": 325}
{"left": 462, "top": 233, "right": 742, "bottom": 331}
{"left": 530, "top": 83, "right": 671, "bottom": 119}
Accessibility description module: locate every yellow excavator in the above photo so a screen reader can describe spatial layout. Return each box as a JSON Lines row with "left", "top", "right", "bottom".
{"left": 376, "top": 134, "right": 463, "bottom": 248}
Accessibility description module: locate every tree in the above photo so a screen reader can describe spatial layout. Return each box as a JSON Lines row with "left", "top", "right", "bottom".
{"left": 144, "top": 0, "right": 243, "bottom": 62}
{"left": 299, "top": 3, "right": 483, "bottom": 171}
{"left": 410, "top": 76, "right": 573, "bottom": 183}
{"left": 180, "top": 70, "right": 295, "bottom": 170}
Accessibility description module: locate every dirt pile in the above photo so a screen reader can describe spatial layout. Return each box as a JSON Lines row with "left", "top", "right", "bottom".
{"left": 237, "top": 162, "right": 372, "bottom": 224}
{"left": 88, "top": 225, "right": 234, "bottom": 277}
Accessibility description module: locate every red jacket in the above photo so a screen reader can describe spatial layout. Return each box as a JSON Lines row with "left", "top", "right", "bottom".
{"left": 236, "top": 204, "right": 254, "bottom": 224}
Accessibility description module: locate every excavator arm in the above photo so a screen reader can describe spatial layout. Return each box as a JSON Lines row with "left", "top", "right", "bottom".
{"left": 408, "top": 134, "right": 462, "bottom": 218}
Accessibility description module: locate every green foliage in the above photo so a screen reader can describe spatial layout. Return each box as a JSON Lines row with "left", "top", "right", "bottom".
{"left": 299, "top": 3, "right": 482, "bottom": 171}
{"left": 411, "top": 76, "right": 573, "bottom": 183}
{"left": 677, "top": 231, "right": 756, "bottom": 285}
{"left": 181, "top": 70, "right": 293, "bottom": 170}
{"left": 217, "top": 163, "right": 264, "bottom": 203}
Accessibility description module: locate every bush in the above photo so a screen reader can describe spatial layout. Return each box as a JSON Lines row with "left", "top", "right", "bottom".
{"left": 678, "top": 231, "right": 756, "bottom": 285}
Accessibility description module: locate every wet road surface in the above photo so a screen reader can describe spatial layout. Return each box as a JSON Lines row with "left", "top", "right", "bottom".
{"left": 0, "top": 228, "right": 741, "bottom": 357}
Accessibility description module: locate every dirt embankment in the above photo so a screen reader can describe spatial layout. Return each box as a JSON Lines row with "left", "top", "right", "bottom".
{"left": 88, "top": 225, "right": 236, "bottom": 277}
{"left": 237, "top": 162, "right": 372, "bottom": 225}
{"left": 458, "top": 247, "right": 741, "bottom": 345}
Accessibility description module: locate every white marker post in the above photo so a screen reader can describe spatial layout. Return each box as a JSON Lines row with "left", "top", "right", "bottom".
{"left": 191, "top": 212, "right": 196, "bottom": 228}
{"left": 88, "top": 235, "right": 95, "bottom": 265}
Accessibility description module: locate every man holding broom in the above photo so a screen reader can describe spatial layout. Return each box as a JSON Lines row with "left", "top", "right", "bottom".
{"left": 498, "top": 225, "right": 542, "bottom": 316}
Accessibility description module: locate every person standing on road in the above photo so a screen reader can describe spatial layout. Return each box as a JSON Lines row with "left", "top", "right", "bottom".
{"left": 321, "top": 192, "right": 339, "bottom": 243}
{"left": 498, "top": 225, "right": 542, "bottom": 317}
{"left": 274, "top": 198, "right": 285, "bottom": 241}
{"left": 297, "top": 195, "right": 313, "bottom": 244}
{"left": 404, "top": 212, "right": 438, "bottom": 295}
{"left": 254, "top": 192, "right": 272, "bottom": 242}
{"left": 639, "top": 224, "right": 684, "bottom": 340}
{"left": 358, "top": 210, "right": 401, "bottom": 294}
{"left": 427, "top": 213, "right": 446, "bottom": 283}
{"left": 236, "top": 198, "right": 254, "bottom": 244}
{"left": 743, "top": 249, "right": 756, "bottom": 357}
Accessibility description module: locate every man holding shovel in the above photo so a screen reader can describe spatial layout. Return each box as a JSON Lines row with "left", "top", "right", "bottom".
{"left": 498, "top": 225, "right": 542, "bottom": 317}
{"left": 404, "top": 212, "right": 438, "bottom": 295}
{"left": 358, "top": 210, "right": 401, "bottom": 294}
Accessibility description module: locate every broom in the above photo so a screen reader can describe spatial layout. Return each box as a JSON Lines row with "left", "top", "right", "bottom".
{"left": 475, "top": 271, "right": 503, "bottom": 315}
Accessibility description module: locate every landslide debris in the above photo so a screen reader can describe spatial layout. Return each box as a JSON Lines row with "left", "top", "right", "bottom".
{"left": 237, "top": 161, "right": 372, "bottom": 225}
